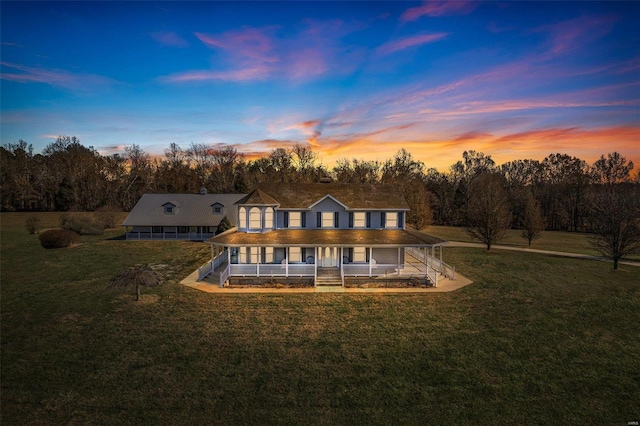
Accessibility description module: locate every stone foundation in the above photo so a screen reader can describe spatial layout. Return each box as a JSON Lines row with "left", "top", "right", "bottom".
{"left": 345, "top": 277, "right": 432, "bottom": 288}
{"left": 227, "top": 277, "right": 314, "bottom": 288}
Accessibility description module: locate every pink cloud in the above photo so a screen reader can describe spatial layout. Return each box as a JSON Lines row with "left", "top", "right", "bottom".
{"left": 0, "top": 61, "right": 115, "bottom": 91}
{"left": 376, "top": 33, "right": 449, "bottom": 56}
{"left": 162, "top": 19, "right": 367, "bottom": 84}
{"left": 401, "top": 1, "right": 476, "bottom": 22}
{"left": 150, "top": 31, "right": 188, "bottom": 47}
{"left": 195, "top": 27, "right": 279, "bottom": 64}
{"left": 535, "top": 14, "right": 617, "bottom": 56}
{"left": 159, "top": 66, "right": 273, "bottom": 83}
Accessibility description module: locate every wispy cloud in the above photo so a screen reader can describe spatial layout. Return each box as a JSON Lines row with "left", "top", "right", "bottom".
{"left": 150, "top": 31, "right": 189, "bottom": 47}
{"left": 401, "top": 1, "right": 477, "bottom": 22}
{"left": 1, "top": 41, "right": 25, "bottom": 47}
{"left": 163, "top": 20, "right": 366, "bottom": 84}
{"left": 159, "top": 66, "right": 272, "bottom": 83}
{"left": 534, "top": 14, "right": 617, "bottom": 57}
{"left": 376, "top": 33, "right": 448, "bottom": 56}
{"left": 0, "top": 62, "right": 116, "bottom": 91}
{"left": 195, "top": 27, "right": 279, "bottom": 65}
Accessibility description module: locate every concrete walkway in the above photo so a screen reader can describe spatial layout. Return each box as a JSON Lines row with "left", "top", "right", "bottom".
{"left": 445, "top": 241, "right": 640, "bottom": 267}
{"left": 180, "top": 269, "right": 473, "bottom": 294}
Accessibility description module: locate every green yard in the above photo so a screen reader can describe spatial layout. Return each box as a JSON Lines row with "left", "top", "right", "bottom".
{"left": 2, "top": 213, "right": 639, "bottom": 424}
{"left": 426, "top": 225, "right": 600, "bottom": 255}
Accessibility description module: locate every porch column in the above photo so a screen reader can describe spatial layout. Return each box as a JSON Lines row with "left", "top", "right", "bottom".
{"left": 397, "top": 247, "right": 401, "bottom": 275}
{"left": 424, "top": 246, "right": 428, "bottom": 269}
{"left": 163, "top": 229, "right": 166, "bottom": 240}
{"left": 227, "top": 247, "right": 231, "bottom": 265}
{"left": 285, "top": 249, "right": 289, "bottom": 277}
{"left": 314, "top": 247, "right": 318, "bottom": 281}
{"left": 369, "top": 247, "right": 373, "bottom": 277}
{"left": 440, "top": 245, "right": 443, "bottom": 267}
{"left": 211, "top": 245, "right": 214, "bottom": 263}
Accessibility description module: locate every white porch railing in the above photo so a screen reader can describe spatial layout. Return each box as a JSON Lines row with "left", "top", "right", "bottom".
{"left": 219, "top": 265, "right": 230, "bottom": 288}
{"left": 343, "top": 264, "right": 405, "bottom": 277}
{"left": 228, "top": 264, "right": 315, "bottom": 277}
{"left": 197, "top": 260, "right": 213, "bottom": 281}
{"left": 126, "top": 232, "right": 215, "bottom": 241}
{"left": 406, "top": 246, "right": 455, "bottom": 280}
{"left": 197, "top": 249, "right": 228, "bottom": 281}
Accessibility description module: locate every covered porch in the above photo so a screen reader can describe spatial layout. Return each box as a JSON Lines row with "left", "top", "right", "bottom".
{"left": 199, "top": 229, "right": 453, "bottom": 288}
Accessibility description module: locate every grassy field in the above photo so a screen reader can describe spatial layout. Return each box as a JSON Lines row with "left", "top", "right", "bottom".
{"left": 427, "top": 225, "right": 603, "bottom": 256}
{"left": 2, "top": 212, "right": 639, "bottom": 424}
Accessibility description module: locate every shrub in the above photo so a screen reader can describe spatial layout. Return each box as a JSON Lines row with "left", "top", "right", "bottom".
{"left": 25, "top": 216, "right": 40, "bottom": 234}
{"left": 216, "top": 216, "right": 232, "bottom": 234}
{"left": 39, "top": 229, "right": 80, "bottom": 249}
{"left": 94, "top": 205, "right": 121, "bottom": 229}
{"left": 60, "top": 212, "right": 104, "bottom": 235}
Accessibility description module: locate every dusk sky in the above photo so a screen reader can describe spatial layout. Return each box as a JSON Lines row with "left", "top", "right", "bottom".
{"left": 2, "top": 1, "right": 639, "bottom": 170}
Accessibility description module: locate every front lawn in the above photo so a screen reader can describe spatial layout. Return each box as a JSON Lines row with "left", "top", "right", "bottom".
{"left": 2, "top": 213, "right": 639, "bottom": 424}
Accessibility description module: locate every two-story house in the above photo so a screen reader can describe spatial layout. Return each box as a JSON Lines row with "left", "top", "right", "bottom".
{"left": 204, "top": 183, "right": 450, "bottom": 287}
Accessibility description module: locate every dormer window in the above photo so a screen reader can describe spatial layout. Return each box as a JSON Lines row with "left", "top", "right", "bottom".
{"left": 163, "top": 203, "right": 176, "bottom": 214}
{"left": 211, "top": 203, "right": 224, "bottom": 214}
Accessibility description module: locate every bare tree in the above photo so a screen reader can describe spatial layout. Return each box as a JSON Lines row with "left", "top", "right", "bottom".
{"left": 589, "top": 184, "right": 640, "bottom": 270}
{"left": 404, "top": 182, "right": 433, "bottom": 230}
{"left": 466, "top": 172, "right": 511, "bottom": 250}
{"left": 592, "top": 152, "right": 634, "bottom": 185}
{"left": 109, "top": 265, "right": 161, "bottom": 301}
{"left": 520, "top": 190, "right": 545, "bottom": 246}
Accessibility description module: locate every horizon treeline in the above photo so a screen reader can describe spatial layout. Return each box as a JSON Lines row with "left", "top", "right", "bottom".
{"left": 2, "top": 136, "right": 638, "bottom": 233}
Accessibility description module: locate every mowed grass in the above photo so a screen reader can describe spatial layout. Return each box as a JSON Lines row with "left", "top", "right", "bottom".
{"left": 427, "top": 225, "right": 603, "bottom": 256}
{"left": 2, "top": 213, "right": 640, "bottom": 424}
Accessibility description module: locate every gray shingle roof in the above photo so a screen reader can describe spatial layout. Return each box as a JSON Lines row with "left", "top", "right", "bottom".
{"left": 122, "top": 194, "right": 246, "bottom": 227}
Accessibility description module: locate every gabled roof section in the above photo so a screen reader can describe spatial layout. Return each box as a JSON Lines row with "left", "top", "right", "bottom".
{"left": 122, "top": 193, "right": 247, "bottom": 227}
{"left": 308, "top": 194, "right": 348, "bottom": 209}
{"left": 235, "top": 188, "right": 280, "bottom": 206}
{"left": 253, "top": 183, "right": 409, "bottom": 210}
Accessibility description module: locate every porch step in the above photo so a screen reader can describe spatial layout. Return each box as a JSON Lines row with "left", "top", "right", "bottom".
{"left": 316, "top": 267, "right": 342, "bottom": 286}
{"left": 316, "top": 278, "right": 343, "bottom": 286}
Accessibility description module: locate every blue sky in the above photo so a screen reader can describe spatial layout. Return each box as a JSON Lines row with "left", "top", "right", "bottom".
{"left": 2, "top": 1, "right": 638, "bottom": 170}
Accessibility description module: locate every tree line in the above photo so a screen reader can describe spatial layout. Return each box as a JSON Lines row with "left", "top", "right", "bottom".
{"left": 2, "top": 136, "right": 638, "bottom": 235}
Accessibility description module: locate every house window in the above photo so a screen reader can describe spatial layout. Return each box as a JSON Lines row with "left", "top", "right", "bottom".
{"left": 250, "top": 247, "right": 259, "bottom": 264}
{"left": 265, "top": 208, "right": 274, "bottom": 228}
{"left": 239, "top": 207, "right": 246, "bottom": 228}
{"left": 213, "top": 205, "right": 223, "bottom": 214}
{"left": 385, "top": 212, "right": 398, "bottom": 228}
{"left": 239, "top": 247, "right": 247, "bottom": 263}
{"left": 353, "top": 247, "right": 366, "bottom": 263}
{"left": 152, "top": 226, "right": 162, "bottom": 233}
{"left": 289, "top": 212, "right": 301, "bottom": 228}
{"left": 289, "top": 247, "right": 301, "bottom": 263}
{"left": 249, "top": 207, "right": 261, "bottom": 230}
{"left": 322, "top": 212, "right": 334, "bottom": 228}
{"left": 353, "top": 212, "right": 365, "bottom": 227}
{"left": 164, "top": 205, "right": 174, "bottom": 214}
{"left": 265, "top": 247, "right": 274, "bottom": 263}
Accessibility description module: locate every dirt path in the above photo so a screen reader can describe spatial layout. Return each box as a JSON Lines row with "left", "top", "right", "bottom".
{"left": 445, "top": 241, "right": 640, "bottom": 267}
